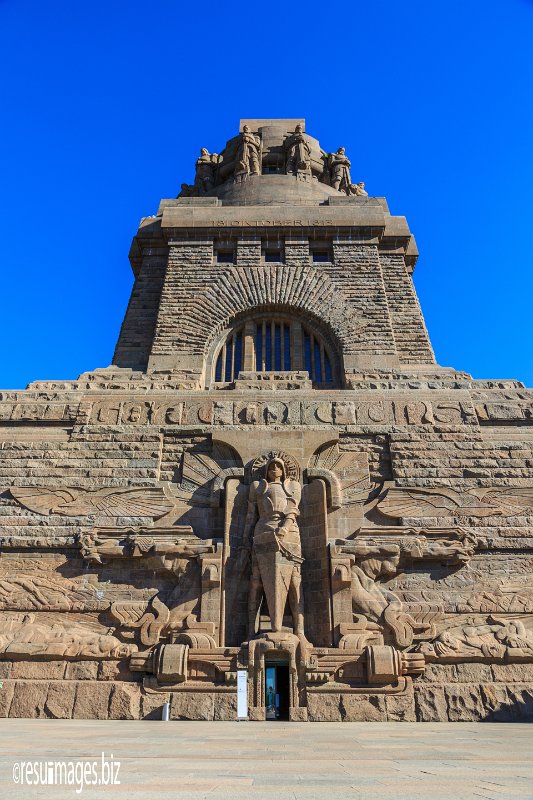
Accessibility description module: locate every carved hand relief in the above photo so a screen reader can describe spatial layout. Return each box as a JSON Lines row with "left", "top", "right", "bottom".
{"left": 378, "top": 486, "right": 533, "bottom": 519}
{"left": 9, "top": 486, "right": 175, "bottom": 519}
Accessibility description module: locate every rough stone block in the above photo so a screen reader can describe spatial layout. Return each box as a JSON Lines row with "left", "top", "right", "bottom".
{"left": 506, "top": 685, "right": 533, "bottom": 720}
{"left": 455, "top": 663, "right": 493, "bottom": 683}
{"left": 45, "top": 681, "right": 76, "bottom": 719}
{"left": 10, "top": 681, "right": 50, "bottom": 718}
{"left": 492, "top": 664, "right": 533, "bottom": 682}
{"left": 385, "top": 689, "right": 416, "bottom": 722}
{"left": 73, "top": 682, "right": 111, "bottom": 720}
{"left": 417, "top": 664, "right": 457, "bottom": 683}
{"left": 141, "top": 692, "right": 170, "bottom": 720}
{"left": 65, "top": 662, "right": 99, "bottom": 681}
{"left": 97, "top": 660, "right": 139, "bottom": 682}
{"left": 109, "top": 682, "right": 141, "bottom": 719}
{"left": 289, "top": 706, "right": 308, "bottom": 721}
{"left": 0, "top": 662, "right": 12, "bottom": 679}
{"left": 307, "top": 693, "right": 342, "bottom": 722}
{"left": 414, "top": 685, "right": 448, "bottom": 722}
{"left": 444, "top": 684, "right": 486, "bottom": 721}
{"left": 170, "top": 692, "right": 214, "bottom": 721}
{"left": 213, "top": 694, "right": 237, "bottom": 721}
{"left": 11, "top": 660, "right": 65, "bottom": 680}
{"left": 341, "top": 693, "right": 387, "bottom": 722}
{"left": 0, "top": 680, "right": 15, "bottom": 717}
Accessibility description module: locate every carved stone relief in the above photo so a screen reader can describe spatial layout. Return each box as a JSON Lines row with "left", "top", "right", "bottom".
{"left": 0, "top": 613, "right": 136, "bottom": 660}
{"left": 418, "top": 617, "right": 533, "bottom": 662}
{"left": 378, "top": 486, "right": 533, "bottom": 519}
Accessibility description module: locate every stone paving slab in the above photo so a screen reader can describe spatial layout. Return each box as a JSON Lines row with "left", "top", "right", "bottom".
{"left": 0, "top": 720, "right": 532, "bottom": 799}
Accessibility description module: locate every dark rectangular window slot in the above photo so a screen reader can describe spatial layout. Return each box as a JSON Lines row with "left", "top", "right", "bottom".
{"left": 262, "top": 166, "right": 279, "bottom": 174}
{"left": 265, "top": 250, "right": 282, "bottom": 263}
{"left": 217, "top": 251, "right": 234, "bottom": 263}
{"left": 312, "top": 250, "right": 330, "bottom": 263}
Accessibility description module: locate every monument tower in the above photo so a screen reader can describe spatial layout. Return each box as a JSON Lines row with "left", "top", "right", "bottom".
{"left": 1, "top": 119, "right": 533, "bottom": 721}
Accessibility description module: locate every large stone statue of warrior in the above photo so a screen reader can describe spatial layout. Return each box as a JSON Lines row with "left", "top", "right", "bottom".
{"left": 327, "top": 146, "right": 353, "bottom": 193}
{"left": 243, "top": 457, "right": 306, "bottom": 640}
{"left": 284, "top": 124, "right": 311, "bottom": 177}
{"left": 235, "top": 124, "right": 261, "bottom": 176}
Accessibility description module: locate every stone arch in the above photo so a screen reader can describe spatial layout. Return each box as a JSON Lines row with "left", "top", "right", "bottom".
{"left": 173, "top": 265, "right": 365, "bottom": 360}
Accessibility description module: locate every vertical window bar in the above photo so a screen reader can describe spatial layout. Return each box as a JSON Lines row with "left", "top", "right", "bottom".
{"left": 231, "top": 332, "right": 236, "bottom": 380}
{"left": 262, "top": 320, "right": 266, "bottom": 370}
{"left": 284, "top": 325, "right": 291, "bottom": 370}
{"left": 280, "top": 323, "right": 285, "bottom": 371}
{"left": 320, "top": 342, "right": 326, "bottom": 383}
{"left": 255, "top": 324, "right": 262, "bottom": 371}
{"left": 304, "top": 331, "right": 312, "bottom": 375}
{"left": 215, "top": 351, "right": 222, "bottom": 382}
{"left": 274, "top": 323, "right": 280, "bottom": 371}
{"left": 310, "top": 333, "right": 317, "bottom": 382}
{"left": 324, "top": 350, "right": 332, "bottom": 383}
{"left": 235, "top": 330, "right": 243, "bottom": 379}
{"left": 225, "top": 337, "right": 233, "bottom": 382}
{"left": 265, "top": 323, "right": 272, "bottom": 370}
{"left": 221, "top": 342, "right": 226, "bottom": 382}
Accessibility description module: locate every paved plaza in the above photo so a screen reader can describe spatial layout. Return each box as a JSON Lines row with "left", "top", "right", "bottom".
{"left": 0, "top": 720, "right": 532, "bottom": 799}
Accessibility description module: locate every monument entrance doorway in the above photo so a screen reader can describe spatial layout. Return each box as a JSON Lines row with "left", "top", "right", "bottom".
{"left": 265, "top": 662, "right": 290, "bottom": 720}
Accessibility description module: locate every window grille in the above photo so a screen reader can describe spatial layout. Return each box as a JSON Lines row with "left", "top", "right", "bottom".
{"left": 213, "top": 314, "right": 337, "bottom": 387}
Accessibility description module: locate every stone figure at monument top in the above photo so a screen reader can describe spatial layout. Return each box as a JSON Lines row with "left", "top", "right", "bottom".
{"left": 194, "top": 148, "right": 218, "bottom": 194}
{"left": 235, "top": 124, "right": 261, "bottom": 177}
{"left": 327, "top": 146, "right": 353, "bottom": 192}
{"left": 283, "top": 123, "right": 312, "bottom": 177}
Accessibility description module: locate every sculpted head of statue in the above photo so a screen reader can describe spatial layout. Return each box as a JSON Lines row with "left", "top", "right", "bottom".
{"left": 242, "top": 124, "right": 250, "bottom": 133}
{"left": 266, "top": 457, "right": 285, "bottom": 483}
{"left": 200, "top": 148, "right": 209, "bottom": 156}
{"left": 295, "top": 123, "right": 303, "bottom": 134}
{"left": 337, "top": 146, "right": 345, "bottom": 155}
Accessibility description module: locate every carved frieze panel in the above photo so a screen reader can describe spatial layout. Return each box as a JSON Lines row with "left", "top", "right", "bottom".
{"left": 0, "top": 612, "right": 136, "bottom": 660}
{"left": 74, "top": 396, "right": 479, "bottom": 429}
{"left": 9, "top": 485, "right": 175, "bottom": 520}
{"left": 378, "top": 486, "right": 533, "bottom": 520}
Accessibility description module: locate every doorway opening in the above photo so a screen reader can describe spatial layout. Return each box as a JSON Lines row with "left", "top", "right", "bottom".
{"left": 265, "top": 662, "right": 290, "bottom": 720}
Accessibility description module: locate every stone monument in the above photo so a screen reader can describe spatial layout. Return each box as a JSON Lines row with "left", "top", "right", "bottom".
{"left": 1, "top": 119, "right": 532, "bottom": 722}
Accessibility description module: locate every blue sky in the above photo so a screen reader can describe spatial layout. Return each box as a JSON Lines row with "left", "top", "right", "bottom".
{"left": 1, "top": 0, "right": 532, "bottom": 389}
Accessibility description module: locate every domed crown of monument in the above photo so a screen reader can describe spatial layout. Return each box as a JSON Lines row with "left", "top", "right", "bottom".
{"left": 180, "top": 119, "right": 368, "bottom": 206}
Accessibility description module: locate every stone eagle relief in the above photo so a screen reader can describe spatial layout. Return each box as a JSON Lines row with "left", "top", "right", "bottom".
{"left": 9, "top": 485, "right": 175, "bottom": 520}
{"left": 378, "top": 486, "right": 533, "bottom": 518}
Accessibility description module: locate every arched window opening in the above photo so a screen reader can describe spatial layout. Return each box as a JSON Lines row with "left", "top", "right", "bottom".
{"left": 212, "top": 312, "right": 341, "bottom": 388}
